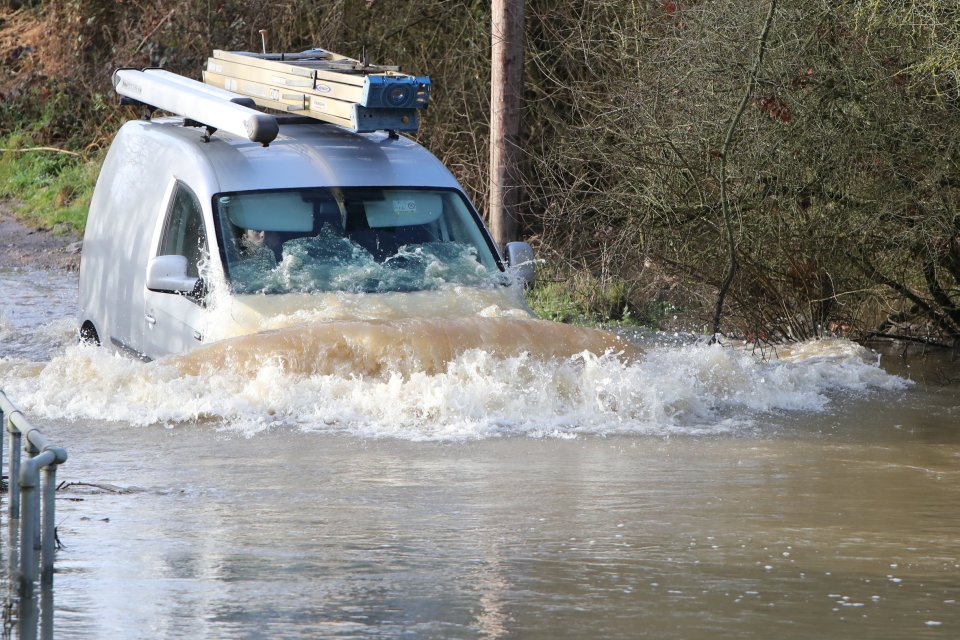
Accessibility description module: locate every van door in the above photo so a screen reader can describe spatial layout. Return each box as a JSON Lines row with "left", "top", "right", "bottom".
{"left": 143, "top": 181, "right": 209, "bottom": 358}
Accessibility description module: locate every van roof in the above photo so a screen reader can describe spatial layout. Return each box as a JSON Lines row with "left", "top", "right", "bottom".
{"left": 129, "top": 117, "right": 463, "bottom": 194}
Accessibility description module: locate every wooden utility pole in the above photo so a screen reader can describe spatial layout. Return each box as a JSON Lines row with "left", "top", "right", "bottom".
{"left": 489, "top": 0, "right": 525, "bottom": 249}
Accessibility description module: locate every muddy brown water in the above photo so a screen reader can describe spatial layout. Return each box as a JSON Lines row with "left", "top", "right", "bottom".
{"left": 1, "top": 267, "right": 958, "bottom": 639}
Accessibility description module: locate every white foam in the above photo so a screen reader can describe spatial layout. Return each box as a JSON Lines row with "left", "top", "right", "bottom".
{"left": 0, "top": 338, "right": 909, "bottom": 441}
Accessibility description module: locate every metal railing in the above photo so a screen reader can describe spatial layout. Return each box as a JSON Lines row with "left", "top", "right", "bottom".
{"left": 1, "top": 389, "right": 67, "bottom": 639}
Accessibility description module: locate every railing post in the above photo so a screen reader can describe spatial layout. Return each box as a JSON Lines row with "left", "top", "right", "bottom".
{"left": 8, "top": 422, "right": 22, "bottom": 520}
{"left": 1, "top": 405, "right": 5, "bottom": 500}
{"left": 19, "top": 469, "right": 38, "bottom": 599}
{"left": 6, "top": 416, "right": 22, "bottom": 601}
{"left": 0, "top": 391, "right": 68, "bottom": 637}
{"left": 17, "top": 450, "right": 59, "bottom": 600}
{"left": 40, "top": 464, "right": 58, "bottom": 584}
{"left": 25, "top": 434, "right": 41, "bottom": 554}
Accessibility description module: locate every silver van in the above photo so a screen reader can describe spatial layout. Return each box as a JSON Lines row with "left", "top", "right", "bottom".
{"left": 78, "top": 113, "right": 535, "bottom": 360}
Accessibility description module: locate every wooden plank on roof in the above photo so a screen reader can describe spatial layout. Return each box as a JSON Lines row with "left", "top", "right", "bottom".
{"left": 206, "top": 56, "right": 367, "bottom": 104}
{"left": 204, "top": 48, "right": 426, "bottom": 133}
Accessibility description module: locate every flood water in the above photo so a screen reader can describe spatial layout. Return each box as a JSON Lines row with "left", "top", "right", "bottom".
{"left": 1, "top": 266, "right": 958, "bottom": 639}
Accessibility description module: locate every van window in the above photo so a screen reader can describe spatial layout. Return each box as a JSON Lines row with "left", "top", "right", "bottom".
{"left": 159, "top": 182, "right": 208, "bottom": 278}
{"left": 213, "top": 187, "right": 502, "bottom": 294}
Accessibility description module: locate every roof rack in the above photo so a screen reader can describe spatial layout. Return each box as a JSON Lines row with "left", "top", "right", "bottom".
{"left": 202, "top": 49, "right": 430, "bottom": 133}
{"left": 113, "top": 48, "right": 430, "bottom": 144}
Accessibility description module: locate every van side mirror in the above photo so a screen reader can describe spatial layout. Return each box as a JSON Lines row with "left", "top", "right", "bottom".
{"left": 146, "top": 255, "right": 199, "bottom": 294}
{"left": 505, "top": 241, "right": 535, "bottom": 286}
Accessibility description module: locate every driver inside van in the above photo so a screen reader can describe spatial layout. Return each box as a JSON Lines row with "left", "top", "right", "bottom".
{"left": 239, "top": 229, "right": 288, "bottom": 262}
{"left": 236, "top": 228, "right": 281, "bottom": 275}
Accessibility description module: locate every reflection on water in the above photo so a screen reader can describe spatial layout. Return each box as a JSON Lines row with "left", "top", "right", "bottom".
{"left": 10, "top": 583, "right": 55, "bottom": 640}
{"left": 1, "top": 267, "right": 959, "bottom": 638}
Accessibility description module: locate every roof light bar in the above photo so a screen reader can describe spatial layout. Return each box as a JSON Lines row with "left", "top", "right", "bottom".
{"left": 113, "top": 68, "right": 279, "bottom": 145}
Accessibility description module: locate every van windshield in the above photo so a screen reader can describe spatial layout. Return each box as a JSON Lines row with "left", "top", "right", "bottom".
{"left": 213, "top": 187, "right": 502, "bottom": 294}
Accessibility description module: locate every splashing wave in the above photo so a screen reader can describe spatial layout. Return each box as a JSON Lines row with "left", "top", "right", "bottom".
{"left": 0, "top": 336, "right": 908, "bottom": 441}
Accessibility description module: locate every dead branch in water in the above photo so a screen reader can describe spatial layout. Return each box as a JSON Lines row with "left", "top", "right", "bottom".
{"left": 56, "top": 481, "right": 138, "bottom": 494}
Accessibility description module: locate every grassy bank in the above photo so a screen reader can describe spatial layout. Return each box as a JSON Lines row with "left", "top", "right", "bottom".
{"left": 0, "top": 136, "right": 101, "bottom": 234}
